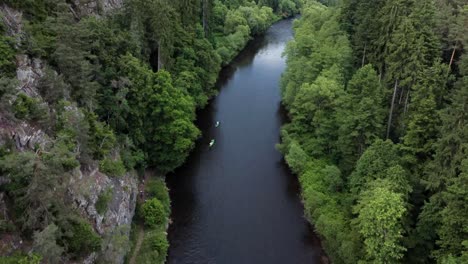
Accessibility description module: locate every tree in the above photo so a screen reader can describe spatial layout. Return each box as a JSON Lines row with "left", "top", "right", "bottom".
{"left": 120, "top": 55, "right": 200, "bottom": 172}
{"left": 354, "top": 184, "right": 407, "bottom": 263}
{"left": 349, "top": 139, "right": 401, "bottom": 195}
{"left": 336, "top": 65, "right": 385, "bottom": 172}
{"left": 419, "top": 54, "right": 468, "bottom": 262}
{"left": 402, "top": 61, "right": 446, "bottom": 161}
{"left": 33, "top": 224, "right": 64, "bottom": 263}
{"left": 435, "top": 159, "right": 468, "bottom": 260}
{"left": 289, "top": 70, "right": 344, "bottom": 157}
{"left": 141, "top": 198, "right": 166, "bottom": 228}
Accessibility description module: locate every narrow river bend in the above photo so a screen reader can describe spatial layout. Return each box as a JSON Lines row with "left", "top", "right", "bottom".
{"left": 166, "top": 18, "right": 323, "bottom": 264}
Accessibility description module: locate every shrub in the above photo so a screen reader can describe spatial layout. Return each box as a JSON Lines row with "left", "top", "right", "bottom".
{"left": 145, "top": 178, "right": 170, "bottom": 214}
{"left": 140, "top": 198, "right": 166, "bottom": 229}
{"left": 0, "top": 253, "right": 42, "bottom": 264}
{"left": 100, "top": 157, "right": 126, "bottom": 177}
{"left": 96, "top": 188, "right": 113, "bottom": 215}
{"left": 0, "top": 33, "right": 16, "bottom": 76}
{"left": 136, "top": 230, "right": 169, "bottom": 264}
{"left": 66, "top": 219, "right": 102, "bottom": 256}
{"left": 12, "top": 93, "right": 49, "bottom": 122}
{"left": 149, "top": 231, "right": 169, "bottom": 260}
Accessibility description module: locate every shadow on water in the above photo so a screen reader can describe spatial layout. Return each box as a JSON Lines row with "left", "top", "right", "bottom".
{"left": 166, "top": 18, "right": 324, "bottom": 264}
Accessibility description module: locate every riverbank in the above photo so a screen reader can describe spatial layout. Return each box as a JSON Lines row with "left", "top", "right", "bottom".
{"left": 125, "top": 173, "right": 170, "bottom": 264}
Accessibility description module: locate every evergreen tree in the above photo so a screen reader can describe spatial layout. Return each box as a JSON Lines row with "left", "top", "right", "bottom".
{"left": 336, "top": 65, "right": 385, "bottom": 172}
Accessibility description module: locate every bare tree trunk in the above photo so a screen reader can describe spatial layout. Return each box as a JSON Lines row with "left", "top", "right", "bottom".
{"left": 361, "top": 44, "right": 367, "bottom": 68}
{"left": 387, "top": 79, "right": 398, "bottom": 139}
{"left": 448, "top": 45, "right": 457, "bottom": 73}
{"left": 404, "top": 90, "right": 410, "bottom": 115}
{"left": 398, "top": 87, "right": 404, "bottom": 104}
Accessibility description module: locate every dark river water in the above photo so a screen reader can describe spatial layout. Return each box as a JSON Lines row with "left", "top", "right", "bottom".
{"left": 166, "top": 18, "right": 323, "bottom": 264}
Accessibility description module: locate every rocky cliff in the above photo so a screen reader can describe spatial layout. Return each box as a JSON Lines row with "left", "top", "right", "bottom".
{"left": 71, "top": 0, "right": 123, "bottom": 17}
{"left": 0, "top": 3, "right": 137, "bottom": 263}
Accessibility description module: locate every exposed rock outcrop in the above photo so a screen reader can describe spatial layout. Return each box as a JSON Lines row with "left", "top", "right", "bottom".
{"left": 71, "top": 0, "right": 123, "bottom": 17}
{"left": 0, "top": 3, "right": 138, "bottom": 263}
{"left": 0, "top": 4, "right": 22, "bottom": 45}
{"left": 16, "top": 55, "right": 44, "bottom": 97}
{"left": 69, "top": 168, "right": 137, "bottom": 263}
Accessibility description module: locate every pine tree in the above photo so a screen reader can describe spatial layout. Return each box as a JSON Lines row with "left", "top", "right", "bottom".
{"left": 336, "top": 64, "right": 385, "bottom": 172}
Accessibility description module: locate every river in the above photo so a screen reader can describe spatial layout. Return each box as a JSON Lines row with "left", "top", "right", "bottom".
{"left": 166, "top": 18, "right": 323, "bottom": 264}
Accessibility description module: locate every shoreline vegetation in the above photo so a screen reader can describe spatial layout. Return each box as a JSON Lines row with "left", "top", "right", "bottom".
{"left": 280, "top": 1, "right": 467, "bottom": 263}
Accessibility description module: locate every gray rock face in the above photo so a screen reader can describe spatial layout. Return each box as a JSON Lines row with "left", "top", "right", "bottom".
{"left": 69, "top": 168, "right": 137, "bottom": 263}
{"left": 72, "top": 0, "right": 123, "bottom": 16}
{"left": 0, "top": 4, "right": 23, "bottom": 45}
{"left": 16, "top": 55, "right": 44, "bottom": 97}
{"left": 101, "top": 0, "right": 124, "bottom": 12}
{"left": 0, "top": 3, "right": 138, "bottom": 263}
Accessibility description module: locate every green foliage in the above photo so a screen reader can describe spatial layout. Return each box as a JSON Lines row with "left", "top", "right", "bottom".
{"left": 145, "top": 178, "right": 171, "bottom": 214}
{"left": 284, "top": 140, "right": 309, "bottom": 175}
{"left": 136, "top": 230, "right": 169, "bottom": 264}
{"left": 213, "top": 0, "right": 277, "bottom": 64}
{"left": 0, "top": 253, "right": 42, "bottom": 264}
{"left": 354, "top": 184, "right": 407, "bottom": 263}
{"left": 120, "top": 55, "right": 200, "bottom": 173}
{"left": 150, "top": 231, "right": 169, "bottom": 256}
{"left": 288, "top": 70, "right": 343, "bottom": 157}
{"left": 277, "top": 0, "right": 300, "bottom": 17}
{"left": 85, "top": 112, "right": 117, "bottom": 160}
{"left": 0, "top": 136, "right": 78, "bottom": 231}
{"left": 281, "top": 2, "right": 351, "bottom": 108}
{"left": 0, "top": 31, "right": 16, "bottom": 76}
{"left": 99, "top": 224, "right": 131, "bottom": 263}
{"left": 32, "top": 224, "right": 64, "bottom": 263}
{"left": 65, "top": 219, "right": 102, "bottom": 256}
{"left": 12, "top": 94, "right": 49, "bottom": 122}
{"left": 96, "top": 188, "right": 114, "bottom": 215}
{"left": 279, "top": 1, "right": 468, "bottom": 262}
{"left": 140, "top": 198, "right": 166, "bottom": 229}
{"left": 99, "top": 158, "right": 126, "bottom": 177}
{"left": 349, "top": 139, "right": 404, "bottom": 195}
{"left": 0, "top": 0, "right": 282, "bottom": 261}
{"left": 336, "top": 65, "right": 385, "bottom": 172}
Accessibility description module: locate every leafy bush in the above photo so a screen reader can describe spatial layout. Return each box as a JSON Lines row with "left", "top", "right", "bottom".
{"left": 136, "top": 230, "right": 169, "bottom": 264}
{"left": 0, "top": 253, "right": 42, "bottom": 264}
{"left": 145, "top": 178, "right": 170, "bottom": 214}
{"left": 66, "top": 219, "right": 102, "bottom": 256}
{"left": 32, "top": 224, "right": 63, "bottom": 263}
{"left": 149, "top": 231, "right": 169, "bottom": 260}
{"left": 96, "top": 188, "right": 113, "bottom": 215}
{"left": 140, "top": 198, "right": 166, "bottom": 229}
{"left": 99, "top": 157, "right": 126, "bottom": 177}
{"left": 12, "top": 94, "right": 49, "bottom": 122}
{"left": 0, "top": 33, "right": 16, "bottom": 76}
{"left": 86, "top": 112, "right": 117, "bottom": 160}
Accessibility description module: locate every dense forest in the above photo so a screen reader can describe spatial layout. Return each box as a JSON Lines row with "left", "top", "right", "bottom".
{"left": 280, "top": 0, "right": 467, "bottom": 263}
{"left": 0, "top": 0, "right": 301, "bottom": 262}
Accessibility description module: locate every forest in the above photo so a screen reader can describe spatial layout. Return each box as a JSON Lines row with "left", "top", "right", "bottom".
{"left": 279, "top": 0, "right": 467, "bottom": 263}
{"left": 0, "top": 0, "right": 301, "bottom": 263}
